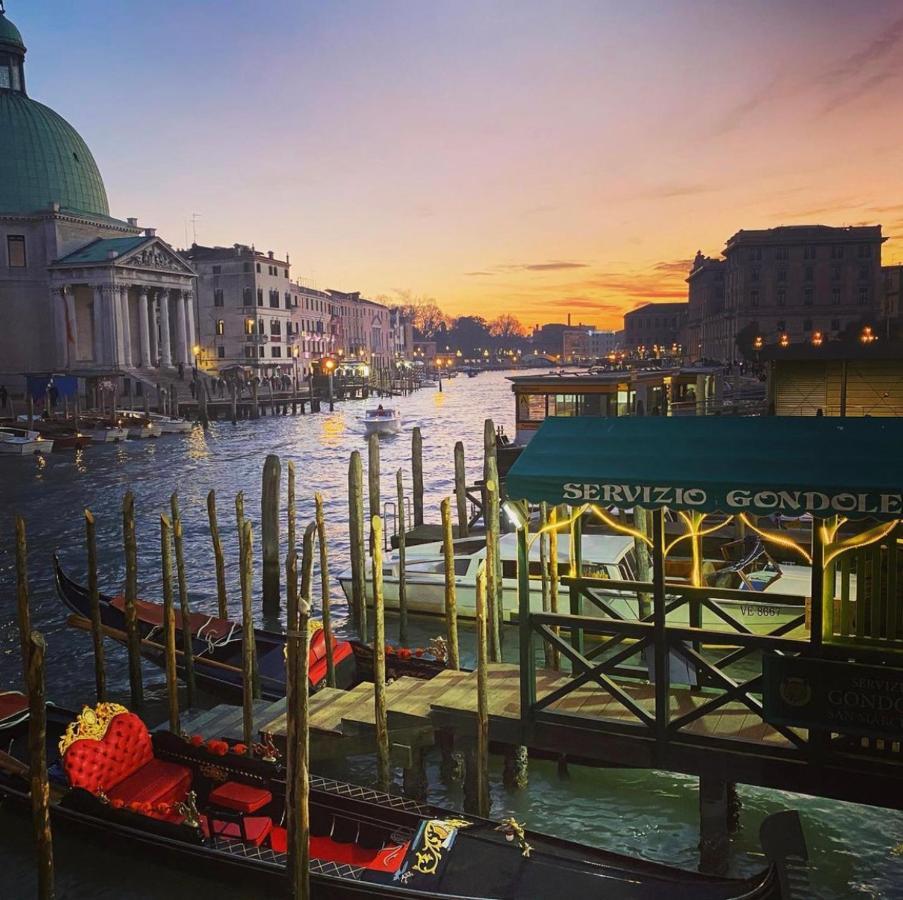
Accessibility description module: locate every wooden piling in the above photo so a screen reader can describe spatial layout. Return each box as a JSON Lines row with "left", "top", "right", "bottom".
{"left": 548, "top": 506, "right": 561, "bottom": 671}
{"left": 84, "top": 509, "right": 106, "bottom": 701}
{"left": 207, "top": 490, "right": 228, "bottom": 619}
{"left": 285, "top": 551, "right": 311, "bottom": 900}
{"left": 122, "top": 492, "right": 144, "bottom": 709}
{"left": 160, "top": 515, "right": 180, "bottom": 733}
{"left": 252, "top": 379, "right": 260, "bottom": 418}
{"left": 412, "top": 426, "right": 424, "bottom": 527}
{"left": 368, "top": 433, "right": 380, "bottom": 554}
{"left": 230, "top": 381, "right": 237, "bottom": 425}
{"left": 475, "top": 562, "right": 491, "bottom": 817}
{"left": 633, "top": 507, "right": 653, "bottom": 619}
{"left": 27, "top": 631, "right": 54, "bottom": 900}
{"left": 287, "top": 460, "right": 297, "bottom": 558}
{"left": 371, "top": 515, "right": 391, "bottom": 793}
{"left": 170, "top": 494, "right": 196, "bottom": 708}
{"left": 15, "top": 516, "right": 31, "bottom": 691}
{"left": 240, "top": 519, "right": 259, "bottom": 745}
{"left": 396, "top": 469, "right": 408, "bottom": 646}
{"left": 235, "top": 490, "right": 246, "bottom": 562}
{"left": 314, "top": 493, "right": 335, "bottom": 687}
{"left": 454, "top": 440, "right": 469, "bottom": 537}
{"left": 485, "top": 477, "right": 502, "bottom": 662}
{"left": 440, "top": 498, "right": 460, "bottom": 670}
{"left": 261, "top": 454, "right": 281, "bottom": 613}
{"left": 539, "top": 503, "right": 554, "bottom": 669}
{"left": 301, "top": 522, "right": 316, "bottom": 603}
{"left": 348, "top": 451, "right": 367, "bottom": 638}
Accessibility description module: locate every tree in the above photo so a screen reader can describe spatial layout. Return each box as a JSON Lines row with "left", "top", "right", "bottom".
{"left": 447, "top": 316, "right": 491, "bottom": 357}
{"left": 489, "top": 314, "right": 526, "bottom": 340}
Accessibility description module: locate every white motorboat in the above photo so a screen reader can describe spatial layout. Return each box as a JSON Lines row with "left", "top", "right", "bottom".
{"left": 146, "top": 411, "right": 193, "bottom": 434}
{"left": 116, "top": 411, "right": 163, "bottom": 439}
{"left": 0, "top": 428, "right": 54, "bottom": 455}
{"left": 86, "top": 424, "right": 128, "bottom": 443}
{"left": 363, "top": 407, "right": 402, "bottom": 436}
{"left": 339, "top": 533, "right": 839, "bottom": 635}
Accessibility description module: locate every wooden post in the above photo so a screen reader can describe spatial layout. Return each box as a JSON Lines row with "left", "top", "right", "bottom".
{"left": 454, "top": 440, "right": 469, "bottom": 537}
{"left": 371, "top": 515, "right": 391, "bottom": 792}
{"left": 651, "top": 509, "right": 669, "bottom": 747}
{"left": 475, "top": 562, "right": 490, "bottom": 817}
{"left": 160, "top": 515, "right": 180, "bottom": 733}
{"left": 27, "top": 631, "right": 54, "bottom": 900}
{"left": 633, "top": 506, "right": 653, "bottom": 619}
{"left": 252, "top": 379, "right": 259, "bottom": 418}
{"left": 396, "top": 469, "right": 408, "bottom": 645}
{"left": 411, "top": 426, "right": 424, "bottom": 527}
{"left": 15, "top": 516, "right": 31, "bottom": 691}
{"left": 699, "top": 774, "right": 731, "bottom": 875}
{"left": 84, "top": 509, "right": 106, "bottom": 701}
{"left": 368, "top": 432, "right": 380, "bottom": 554}
{"left": 548, "top": 506, "right": 561, "bottom": 671}
{"left": 27, "top": 392, "right": 34, "bottom": 432}
{"left": 287, "top": 460, "right": 297, "bottom": 558}
{"left": 314, "top": 492, "right": 335, "bottom": 687}
{"left": 261, "top": 453, "right": 281, "bottom": 613}
{"left": 348, "top": 451, "right": 367, "bottom": 638}
{"left": 440, "top": 498, "right": 460, "bottom": 670}
{"left": 240, "top": 519, "right": 259, "bottom": 745}
{"left": 122, "top": 492, "right": 144, "bottom": 709}
{"left": 285, "top": 551, "right": 311, "bottom": 900}
{"left": 230, "top": 381, "right": 237, "bottom": 425}
{"left": 207, "top": 490, "right": 228, "bottom": 619}
{"left": 485, "top": 477, "right": 502, "bottom": 662}
{"left": 301, "top": 522, "right": 316, "bottom": 603}
{"left": 539, "top": 503, "right": 554, "bottom": 669}
{"left": 235, "top": 490, "right": 246, "bottom": 566}
{"left": 170, "top": 494, "right": 196, "bottom": 708}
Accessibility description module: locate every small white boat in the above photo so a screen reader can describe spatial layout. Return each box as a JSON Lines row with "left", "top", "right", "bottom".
{"left": 87, "top": 425, "right": 128, "bottom": 443}
{"left": 116, "top": 411, "right": 163, "bottom": 439}
{"left": 146, "top": 412, "right": 193, "bottom": 434}
{"left": 0, "top": 428, "right": 54, "bottom": 455}
{"left": 363, "top": 407, "right": 402, "bottom": 436}
{"left": 339, "top": 533, "right": 837, "bottom": 635}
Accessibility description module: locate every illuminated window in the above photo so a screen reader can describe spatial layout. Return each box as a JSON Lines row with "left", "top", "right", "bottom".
{"left": 215, "top": 319, "right": 225, "bottom": 335}
{"left": 7, "top": 235, "right": 25, "bottom": 267}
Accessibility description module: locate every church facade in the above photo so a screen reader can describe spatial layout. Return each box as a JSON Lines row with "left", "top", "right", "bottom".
{"left": 0, "top": 6, "right": 197, "bottom": 391}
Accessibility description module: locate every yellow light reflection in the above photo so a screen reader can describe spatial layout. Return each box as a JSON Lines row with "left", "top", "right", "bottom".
{"left": 320, "top": 414, "right": 346, "bottom": 449}
{"left": 736, "top": 513, "right": 812, "bottom": 565}
{"left": 823, "top": 520, "right": 900, "bottom": 568}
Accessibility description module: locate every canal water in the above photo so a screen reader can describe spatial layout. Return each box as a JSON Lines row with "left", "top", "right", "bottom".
{"left": 1, "top": 371, "right": 901, "bottom": 898}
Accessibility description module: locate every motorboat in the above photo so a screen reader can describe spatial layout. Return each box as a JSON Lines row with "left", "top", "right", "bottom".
{"left": 0, "top": 427, "right": 53, "bottom": 455}
{"left": 363, "top": 407, "right": 402, "bottom": 436}
{"left": 339, "top": 532, "right": 835, "bottom": 634}
{"left": 83, "top": 421, "right": 128, "bottom": 443}
{"left": 14, "top": 416, "right": 91, "bottom": 450}
{"left": 116, "top": 410, "right": 163, "bottom": 439}
{"left": 0, "top": 695, "right": 794, "bottom": 898}
{"left": 144, "top": 410, "right": 194, "bottom": 434}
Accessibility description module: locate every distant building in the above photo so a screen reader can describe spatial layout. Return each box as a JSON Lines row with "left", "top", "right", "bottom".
{"left": 292, "top": 283, "right": 336, "bottom": 376}
{"left": 531, "top": 321, "right": 592, "bottom": 357}
{"left": 688, "top": 225, "right": 885, "bottom": 363}
{"left": 623, "top": 302, "right": 687, "bottom": 354}
{"left": 184, "top": 244, "right": 295, "bottom": 376}
{"left": 562, "top": 328, "right": 619, "bottom": 362}
{"left": 882, "top": 264, "right": 902, "bottom": 337}
{"left": 327, "top": 290, "right": 405, "bottom": 369}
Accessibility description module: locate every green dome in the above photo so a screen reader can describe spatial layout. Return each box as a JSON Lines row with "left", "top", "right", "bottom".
{"left": 0, "top": 12, "right": 25, "bottom": 51}
{"left": 0, "top": 93, "right": 110, "bottom": 216}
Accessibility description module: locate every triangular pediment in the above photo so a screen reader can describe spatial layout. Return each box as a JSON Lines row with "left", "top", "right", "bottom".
{"left": 118, "top": 238, "right": 195, "bottom": 276}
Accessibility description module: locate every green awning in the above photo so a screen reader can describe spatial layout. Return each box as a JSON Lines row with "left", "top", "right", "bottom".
{"left": 506, "top": 416, "right": 903, "bottom": 520}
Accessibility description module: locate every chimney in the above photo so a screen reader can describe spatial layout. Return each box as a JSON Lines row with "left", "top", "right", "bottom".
{"left": 268, "top": 250, "right": 274, "bottom": 259}
{"left": 567, "top": 313, "right": 571, "bottom": 326}
{"left": 144, "top": 227, "right": 156, "bottom": 237}
{"left": 127, "top": 217, "right": 138, "bottom": 227}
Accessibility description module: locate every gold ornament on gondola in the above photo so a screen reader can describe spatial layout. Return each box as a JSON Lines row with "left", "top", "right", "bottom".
{"left": 58, "top": 702, "right": 129, "bottom": 757}
{"left": 411, "top": 818, "right": 472, "bottom": 875}
{"left": 495, "top": 817, "right": 533, "bottom": 858}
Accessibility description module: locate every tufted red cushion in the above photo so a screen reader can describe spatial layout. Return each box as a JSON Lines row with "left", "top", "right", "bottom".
{"left": 107, "top": 758, "right": 191, "bottom": 806}
{"left": 208, "top": 781, "right": 272, "bottom": 813}
{"left": 63, "top": 712, "right": 154, "bottom": 793}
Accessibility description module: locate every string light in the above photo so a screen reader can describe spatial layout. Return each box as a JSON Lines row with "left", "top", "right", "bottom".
{"left": 823, "top": 520, "right": 899, "bottom": 568}
{"left": 736, "top": 513, "right": 812, "bottom": 564}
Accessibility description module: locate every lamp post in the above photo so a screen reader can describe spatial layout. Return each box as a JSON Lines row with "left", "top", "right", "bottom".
{"left": 324, "top": 358, "right": 335, "bottom": 411}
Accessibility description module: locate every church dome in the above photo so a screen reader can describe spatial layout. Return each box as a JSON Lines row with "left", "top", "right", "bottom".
{"left": 0, "top": 8, "right": 110, "bottom": 217}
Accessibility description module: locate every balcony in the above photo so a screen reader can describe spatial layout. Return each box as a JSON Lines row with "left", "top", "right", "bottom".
{"left": 245, "top": 334, "right": 269, "bottom": 344}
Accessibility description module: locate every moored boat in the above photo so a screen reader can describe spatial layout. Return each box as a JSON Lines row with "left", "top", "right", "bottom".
{"left": 80, "top": 419, "right": 128, "bottom": 442}
{"left": 117, "top": 410, "right": 163, "bottom": 438}
{"left": 0, "top": 697, "right": 795, "bottom": 898}
{"left": 0, "top": 426, "right": 54, "bottom": 455}
{"left": 363, "top": 406, "right": 402, "bottom": 436}
{"left": 14, "top": 416, "right": 92, "bottom": 450}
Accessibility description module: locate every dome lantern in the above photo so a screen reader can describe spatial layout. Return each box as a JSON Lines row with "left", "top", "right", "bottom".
{"left": 0, "top": 2, "right": 26, "bottom": 94}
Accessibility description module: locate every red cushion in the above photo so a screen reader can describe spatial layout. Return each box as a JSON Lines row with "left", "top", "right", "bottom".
{"left": 268, "top": 828, "right": 409, "bottom": 873}
{"left": 208, "top": 781, "right": 272, "bottom": 813}
{"left": 204, "top": 816, "right": 272, "bottom": 847}
{"left": 107, "top": 758, "right": 191, "bottom": 806}
{"left": 63, "top": 712, "right": 153, "bottom": 793}
{"left": 310, "top": 640, "right": 353, "bottom": 687}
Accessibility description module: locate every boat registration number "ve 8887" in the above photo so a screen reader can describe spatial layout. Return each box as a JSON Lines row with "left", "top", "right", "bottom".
{"left": 739, "top": 604, "right": 784, "bottom": 617}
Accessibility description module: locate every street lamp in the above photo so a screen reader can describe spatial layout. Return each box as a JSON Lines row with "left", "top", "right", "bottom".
{"left": 860, "top": 325, "right": 877, "bottom": 345}
{"left": 811, "top": 331, "right": 823, "bottom": 347}
{"left": 779, "top": 333, "right": 790, "bottom": 348}
{"left": 323, "top": 357, "right": 336, "bottom": 410}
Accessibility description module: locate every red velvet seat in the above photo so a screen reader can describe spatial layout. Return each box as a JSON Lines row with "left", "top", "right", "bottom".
{"left": 208, "top": 780, "right": 272, "bottom": 814}
{"left": 204, "top": 815, "right": 273, "bottom": 847}
{"left": 62, "top": 708, "right": 191, "bottom": 807}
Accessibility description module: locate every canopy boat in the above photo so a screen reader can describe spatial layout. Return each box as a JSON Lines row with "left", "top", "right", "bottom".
{"left": 116, "top": 410, "right": 163, "bottom": 438}
{"left": 0, "top": 698, "right": 796, "bottom": 898}
{"left": 0, "top": 426, "right": 54, "bottom": 455}
{"left": 54, "top": 557, "right": 443, "bottom": 702}
{"left": 339, "top": 533, "right": 826, "bottom": 634}
{"left": 363, "top": 407, "right": 402, "bottom": 436}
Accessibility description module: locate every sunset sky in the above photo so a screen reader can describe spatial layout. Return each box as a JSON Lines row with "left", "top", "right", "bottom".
{"left": 17, "top": 0, "right": 903, "bottom": 328}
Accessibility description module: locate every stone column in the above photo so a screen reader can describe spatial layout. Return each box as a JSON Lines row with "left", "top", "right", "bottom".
{"left": 174, "top": 289, "right": 188, "bottom": 366}
{"left": 92, "top": 285, "right": 105, "bottom": 365}
{"left": 138, "top": 289, "right": 152, "bottom": 368}
{"left": 102, "top": 284, "right": 121, "bottom": 368}
{"left": 184, "top": 290, "right": 197, "bottom": 361}
{"left": 64, "top": 286, "right": 78, "bottom": 365}
{"left": 157, "top": 287, "right": 173, "bottom": 367}
{"left": 51, "top": 286, "right": 67, "bottom": 369}
{"left": 119, "top": 285, "right": 133, "bottom": 367}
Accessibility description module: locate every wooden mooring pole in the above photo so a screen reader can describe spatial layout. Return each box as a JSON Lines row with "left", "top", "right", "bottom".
{"left": 314, "top": 492, "right": 335, "bottom": 687}
{"left": 240, "top": 519, "right": 259, "bottom": 746}
{"left": 285, "top": 551, "right": 311, "bottom": 900}
{"left": 287, "top": 460, "right": 297, "bottom": 558}
{"left": 122, "top": 492, "right": 144, "bottom": 709}
{"left": 27, "top": 631, "right": 55, "bottom": 900}
{"left": 348, "top": 451, "right": 367, "bottom": 638}
{"left": 207, "top": 490, "right": 228, "bottom": 619}
{"left": 371, "top": 515, "right": 391, "bottom": 793}
{"left": 170, "top": 494, "right": 197, "bottom": 708}
{"left": 261, "top": 453, "right": 281, "bottom": 613}
{"left": 84, "top": 509, "right": 106, "bottom": 701}
{"left": 454, "top": 440, "right": 469, "bottom": 537}
{"left": 485, "top": 477, "right": 502, "bottom": 662}
{"left": 412, "top": 426, "right": 424, "bottom": 527}
{"left": 440, "top": 498, "right": 460, "bottom": 670}
{"left": 235, "top": 490, "right": 246, "bottom": 563}
{"left": 396, "top": 469, "right": 408, "bottom": 646}
{"left": 539, "top": 502, "right": 554, "bottom": 670}
{"left": 549, "top": 506, "right": 561, "bottom": 671}
{"left": 15, "top": 516, "right": 31, "bottom": 691}
{"left": 475, "top": 562, "right": 490, "bottom": 817}
{"left": 368, "top": 433, "right": 380, "bottom": 554}
{"left": 160, "top": 515, "right": 180, "bottom": 733}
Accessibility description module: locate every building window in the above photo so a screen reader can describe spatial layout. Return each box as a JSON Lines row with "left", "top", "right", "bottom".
{"left": 259, "top": 346, "right": 265, "bottom": 358}
{"left": 213, "top": 289, "right": 224, "bottom": 307}
{"left": 270, "top": 319, "right": 281, "bottom": 336}
{"left": 750, "top": 290, "right": 759, "bottom": 308}
{"left": 217, "top": 346, "right": 225, "bottom": 359}
{"left": 858, "top": 265, "right": 870, "bottom": 281}
{"left": 284, "top": 269, "right": 289, "bottom": 278}
{"left": 777, "top": 269, "right": 787, "bottom": 283}
{"left": 777, "top": 320, "right": 786, "bottom": 332}
{"left": 777, "top": 290, "right": 786, "bottom": 307}
{"left": 831, "top": 319, "right": 840, "bottom": 331}
{"left": 858, "top": 288, "right": 869, "bottom": 306}
{"left": 245, "top": 346, "right": 256, "bottom": 359}
{"left": 243, "top": 262, "right": 251, "bottom": 273}
{"left": 271, "top": 346, "right": 282, "bottom": 358}
{"left": 776, "top": 247, "right": 789, "bottom": 261}
{"left": 256, "top": 262, "right": 261, "bottom": 273}
{"left": 244, "top": 319, "right": 254, "bottom": 335}
{"left": 285, "top": 292, "right": 292, "bottom": 309}
{"left": 831, "top": 265, "right": 841, "bottom": 281}
{"left": 257, "top": 288, "right": 263, "bottom": 306}
{"left": 243, "top": 287, "right": 253, "bottom": 306}
{"left": 830, "top": 246, "right": 844, "bottom": 260}
{"left": 212, "top": 265, "right": 221, "bottom": 275}
{"left": 858, "top": 244, "right": 871, "bottom": 259}
{"left": 215, "top": 319, "right": 225, "bottom": 335}
{"left": 751, "top": 268, "right": 759, "bottom": 282}
{"left": 804, "top": 246, "right": 816, "bottom": 260}
{"left": 269, "top": 290, "right": 279, "bottom": 308}
{"left": 804, "top": 266, "right": 813, "bottom": 282}
{"left": 803, "top": 319, "right": 812, "bottom": 332}
{"left": 804, "top": 288, "right": 813, "bottom": 306}
{"left": 7, "top": 235, "right": 25, "bottom": 268}
{"left": 831, "top": 287, "right": 841, "bottom": 305}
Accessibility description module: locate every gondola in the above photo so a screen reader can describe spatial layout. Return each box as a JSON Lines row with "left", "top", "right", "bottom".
{"left": 54, "top": 556, "right": 445, "bottom": 703}
{"left": 0, "top": 697, "right": 801, "bottom": 898}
